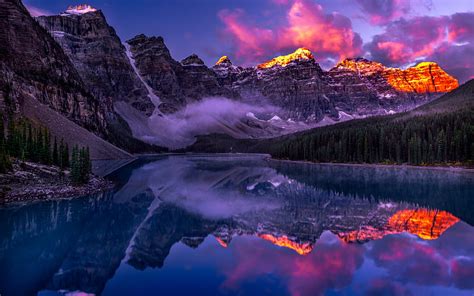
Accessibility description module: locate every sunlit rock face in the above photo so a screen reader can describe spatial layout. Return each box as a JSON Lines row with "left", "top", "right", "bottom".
{"left": 216, "top": 56, "right": 232, "bottom": 66}
{"left": 258, "top": 234, "right": 313, "bottom": 255}
{"left": 326, "top": 57, "right": 459, "bottom": 116}
{"left": 212, "top": 56, "right": 243, "bottom": 87}
{"left": 388, "top": 209, "right": 460, "bottom": 240}
{"left": 332, "top": 58, "right": 459, "bottom": 95}
{"left": 338, "top": 209, "right": 460, "bottom": 243}
{"left": 64, "top": 4, "right": 97, "bottom": 15}
{"left": 333, "top": 58, "right": 386, "bottom": 75}
{"left": 385, "top": 62, "right": 459, "bottom": 93}
{"left": 257, "top": 47, "right": 314, "bottom": 69}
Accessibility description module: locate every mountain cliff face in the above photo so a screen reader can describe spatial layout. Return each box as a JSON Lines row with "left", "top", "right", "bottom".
{"left": 0, "top": 0, "right": 105, "bottom": 132}
{"left": 215, "top": 51, "right": 459, "bottom": 122}
{"left": 35, "top": 7, "right": 166, "bottom": 153}
{"left": 331, "top": 58, "right": 458, "bottom": 98}
{"left": 126, "top": 34, "right": 230, "bottom": 114}
{"left": 221, "top": 53, "right": 334, "bottom": 121}
{"left": 36, "top": 9, "right": 155, "bottom": 116}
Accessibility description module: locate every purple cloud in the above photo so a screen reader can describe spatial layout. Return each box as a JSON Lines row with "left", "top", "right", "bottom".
{"left": 356, "top": 0, "right": 411, "bottom": 25}
{"left": 218, "top": 0, "right": 363, "bottom": 66}
{"left": 365, "top": 12, "right": 474, "bottom": 83}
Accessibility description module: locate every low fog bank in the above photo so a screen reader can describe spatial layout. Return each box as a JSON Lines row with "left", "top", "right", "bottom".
{"left": 115, "top": 97, "right": 294, "bottom": 149}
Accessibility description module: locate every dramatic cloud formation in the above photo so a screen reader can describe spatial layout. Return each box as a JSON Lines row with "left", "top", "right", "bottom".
{"left": 356, "top": 0, "right": 412, "bottom": 25}
{"left": 218, "top": 0, "right": 362, "bottom": 66}
{"left": 366, "top": 12, "right": 474, "bottom": 82}
{"left": 219, "top": 232, "right": 364, "bottom": 296}
{"left": 368, "top": 222, "right": 474, "bottom": 290}
{"left": 25, "top": 4, "right": 51, "bottom": 17}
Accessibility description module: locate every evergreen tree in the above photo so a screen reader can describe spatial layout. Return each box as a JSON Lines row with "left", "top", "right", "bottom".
{"left": 0, "top": 118, "right": 11, "bottom": 173}
{"left": 71, "top": 145, "right": 80, "bottom": 184}
{"left": 52, "top": 137, "right": 59, "bottom": 166}
{"left": 261, "top": 109, "right": 473, "bottom": 166}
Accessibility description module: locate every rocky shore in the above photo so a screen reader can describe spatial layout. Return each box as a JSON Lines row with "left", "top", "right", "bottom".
{"left": 0, "top": 160, "right": 115, "bottom": 205}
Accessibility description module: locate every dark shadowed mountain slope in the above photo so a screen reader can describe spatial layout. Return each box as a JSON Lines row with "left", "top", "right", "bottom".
{"left": 36, "top": 9, "right": 155, "bottom": 116}
{"left": 0, "top": 0, "right": 163, "bottom": 156}
{"left": 0, "top": 0, "right": 105, "bottom": 132}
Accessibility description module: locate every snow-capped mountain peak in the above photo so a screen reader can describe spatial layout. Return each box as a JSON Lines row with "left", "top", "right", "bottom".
{"left": 64, "top": 4, "right": 97, "bottom": 15}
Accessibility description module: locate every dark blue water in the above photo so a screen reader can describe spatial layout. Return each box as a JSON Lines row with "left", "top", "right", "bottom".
{"left": 1, "top": 155, "right": 474, "bottom": 296}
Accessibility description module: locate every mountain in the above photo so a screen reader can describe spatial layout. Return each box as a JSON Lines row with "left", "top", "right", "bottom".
{"left": 263, "top": 79, "right": 473, "bottom": 165}
{"left": 186, "top": 79, "right": 473, "bottom": 166}
{"left": 116, "top": 41, "right": 460, "bottom": 148}
{"left": 35, "top": 6, "right": 167, "bottom": 153}
{"left": 2, "top": 1, "right": 461, "bottom": 151}
{"left": 125, "top": 34, "right": 231, "bottom": 114}
{"left": 0, "top": 0, "right": 104, "bottom": 131}
{"left": 0, "top": 0, "right": 138, "bottom": 159}
{"left": 257, "top": 47, "right": 315, "bottom": 69}
{"left": 36, "top": 7, "right": 155, "bottom": 116}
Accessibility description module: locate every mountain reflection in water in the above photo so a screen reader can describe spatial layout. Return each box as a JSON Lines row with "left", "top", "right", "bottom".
{"left": 0, "top": 155, "right": 473, "bottom": 296}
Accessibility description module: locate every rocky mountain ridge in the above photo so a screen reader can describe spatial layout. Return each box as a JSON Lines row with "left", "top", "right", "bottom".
{"left": 5, "top": 2, "right": 461, "bottom": 150}
{"left": 0, "top": 0, "right": 162, "bottom": 156}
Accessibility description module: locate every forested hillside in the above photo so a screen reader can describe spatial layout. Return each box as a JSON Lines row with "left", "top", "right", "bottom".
{"left": 260, "top": 80, "right": 474, "bottom": 165}
{"left": 187, "top": 80, "right": 474, "bottom": 166}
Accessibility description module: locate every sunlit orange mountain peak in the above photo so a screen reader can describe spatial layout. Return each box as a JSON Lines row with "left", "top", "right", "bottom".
{"left": 259, "top": 234, "right": 313, "bottom": 255}
{"left": 215, "top": 56, "right": 232, "bottom": 66}
{"left": 65, "top": 4, "right": 97, "bottom": 14}
{"left": 257, "top": 47, "right": 314, "bottom": 69}
{"left": 388, "top": 209, "right": 460, "bottom": 240}
{"left": 334, "top": 57, "right": 459, "bottom": 94}
{"left": 385, "top": 62, "right": 459, "bottom": 93}
{"left": 338, "top": 208, "right": 460, "bottom": 243}
{"left": 335, "top": 57, "right": 385, "bottom": 74}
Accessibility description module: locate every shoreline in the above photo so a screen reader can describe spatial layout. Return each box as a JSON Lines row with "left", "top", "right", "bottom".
{"left": 136, "top": 152, "right": 474, "bottom": 172}
{"left": 267, "top": 157, "right": 474, "bottom": 173}
{"left": 0, "top": 161, "right": 116, "bottom": 206}
{"left": 2, "top": 179, "right": 115, "bottom": 206}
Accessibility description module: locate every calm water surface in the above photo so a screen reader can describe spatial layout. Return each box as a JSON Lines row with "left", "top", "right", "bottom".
{"left": 1, "top": 155, "right": 474, "bottom": 296}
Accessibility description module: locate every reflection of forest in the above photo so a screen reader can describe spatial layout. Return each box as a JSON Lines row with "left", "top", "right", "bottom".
{"left": 0, "top": 155, "right": 471, "bottom": 295}
{"left": 270, "top": 160, "right": 474, "bottom": 225}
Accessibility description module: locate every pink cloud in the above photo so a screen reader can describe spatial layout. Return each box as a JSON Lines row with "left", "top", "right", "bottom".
{"left": 218, "top": 0, "right": 362, "bottom": 66}
{"left": 25, "top": 4, "right": 52, "bottom": 17}
{"left": 218, "top": 234, "right": 364, "bottom": 296}
{"left": 366, "top": 12, "right": 474, "bottom": 83}
{"left": 218, "top": 9, "right": 275, "bottom": 63}
{"left": 451, "top": 258, "right": 474, "bottom": 289}
{"left": 366, "top": 222, "right": 474, "bottom": 290}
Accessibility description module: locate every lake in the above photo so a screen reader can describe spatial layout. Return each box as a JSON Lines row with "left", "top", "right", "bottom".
{"left": 1, "top": 154, "right": 474, "bottom": 296}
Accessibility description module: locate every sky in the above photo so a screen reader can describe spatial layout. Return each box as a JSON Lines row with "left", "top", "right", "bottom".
{"left": 24, "top": 0, "right": 474, "bottom": 82}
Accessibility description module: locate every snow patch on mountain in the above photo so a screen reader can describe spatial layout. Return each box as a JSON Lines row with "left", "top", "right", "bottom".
{"left": 269, "top": 115, "right": 282, "bottom": 122}
{"left": 123, "top": 43, "right": 162, "bottom": 115}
